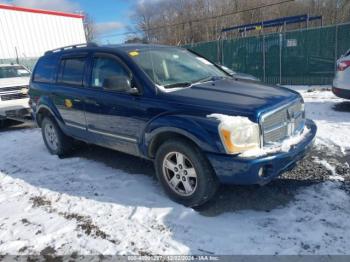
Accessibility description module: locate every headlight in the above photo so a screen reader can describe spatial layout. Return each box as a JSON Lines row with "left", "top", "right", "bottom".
{"left": 21, "top": 87, "right": 29, "bottom": 95}
{"left": 217, "top": 116, "right": 261, "bottom": 154}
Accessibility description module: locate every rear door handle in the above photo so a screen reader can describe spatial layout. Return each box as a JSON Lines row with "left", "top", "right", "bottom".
{"left": 73, "top": 99, "right": 81, "bottom": 103}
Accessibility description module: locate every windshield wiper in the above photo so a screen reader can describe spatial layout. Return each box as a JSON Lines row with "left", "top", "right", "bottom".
{"left": 163, "top": 76, "right": 227, "bottom": 89}
{"left": 163, "top": 82, "right": 192, "bottom": 89}
{"left": 194, "top": 75, "right": 227, "bottom": 84}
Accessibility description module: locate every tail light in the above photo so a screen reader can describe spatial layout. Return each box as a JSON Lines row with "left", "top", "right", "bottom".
{"left": 337, "top": 61, "right": 350, "bottom": 71}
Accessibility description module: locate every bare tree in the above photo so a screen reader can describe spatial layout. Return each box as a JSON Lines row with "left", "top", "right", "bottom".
{"left": 129, "top": 0, "right": 350, "bottom": 45}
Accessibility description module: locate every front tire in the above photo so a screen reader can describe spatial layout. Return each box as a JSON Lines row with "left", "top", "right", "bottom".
{"left": 41, "top": 117, "right": 72, "bottom": 156}
{"left": 155, "top": 138, "right": 219, "bottom": 207}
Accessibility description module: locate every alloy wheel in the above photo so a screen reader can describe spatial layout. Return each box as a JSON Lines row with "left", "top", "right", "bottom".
{"left": 44, "top": 123, "right": 59, "bottom": 151}
{"left": 162, "top": 151, "right": 198, "bottom": 196}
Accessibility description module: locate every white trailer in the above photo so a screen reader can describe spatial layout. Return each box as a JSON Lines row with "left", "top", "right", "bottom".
{"left": 0, "top": 4, "right": 86, "bottom": 123}
{"left": 0, "top": 4, "right": 86, "bottom": 61}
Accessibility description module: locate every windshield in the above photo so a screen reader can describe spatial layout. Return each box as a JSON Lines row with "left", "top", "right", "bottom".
{"left": 129, "top": 47, "right": 227, "bottom": 88}
{"left": 0, "top": 66, "right": 31, "bottom": 79}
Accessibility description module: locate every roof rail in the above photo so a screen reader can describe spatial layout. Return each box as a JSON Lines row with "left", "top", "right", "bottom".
{"left": 44, "top": 42, "right": 98, "bottom": 55}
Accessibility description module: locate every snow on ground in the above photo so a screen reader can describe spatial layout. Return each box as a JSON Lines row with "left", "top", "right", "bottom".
{"left": 289, "top": 85, "right": 350, "bottom": 154}
{"left": 0, "top": 86, "right": 349, "bottom": 255}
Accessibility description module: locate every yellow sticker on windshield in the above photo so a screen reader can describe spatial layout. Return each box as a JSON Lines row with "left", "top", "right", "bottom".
{"left": 129, "top": 51, "right": 139, "bottom": 57}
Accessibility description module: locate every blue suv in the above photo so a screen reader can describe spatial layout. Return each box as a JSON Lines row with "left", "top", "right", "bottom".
{"left": 29, "top": 43, "right": 317, "bottom": 206}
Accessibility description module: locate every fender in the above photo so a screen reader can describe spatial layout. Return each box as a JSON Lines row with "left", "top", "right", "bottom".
{"left": 141, "top": 114, "right": 223, "bottom": 157}
{"left": 36, "top": 96, "right": 64, "bottom": 126}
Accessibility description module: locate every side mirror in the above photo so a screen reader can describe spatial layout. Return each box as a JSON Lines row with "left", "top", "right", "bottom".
{"left": 103, "top": 76, "right": 132, "bottom": 92}
{"left": 127, "top": 87, "right": 139, "bottom": 95}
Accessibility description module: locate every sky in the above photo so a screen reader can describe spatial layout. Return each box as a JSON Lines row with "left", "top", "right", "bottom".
{"left": 1, "top": 0, "right": 140, "bottom": 43}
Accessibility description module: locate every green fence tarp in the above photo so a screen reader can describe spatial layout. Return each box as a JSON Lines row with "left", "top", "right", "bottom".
{"left": 183, "top": 23, "right": 350, "bottom": 85}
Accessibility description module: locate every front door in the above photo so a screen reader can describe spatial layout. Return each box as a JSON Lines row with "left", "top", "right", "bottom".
{"left": 84, "top": 53, "right": 146, "bottom": 155}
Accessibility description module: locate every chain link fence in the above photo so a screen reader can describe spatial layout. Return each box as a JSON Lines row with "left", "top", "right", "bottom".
{"left": 184, "top": 23, "right": 350, "bottom": 85}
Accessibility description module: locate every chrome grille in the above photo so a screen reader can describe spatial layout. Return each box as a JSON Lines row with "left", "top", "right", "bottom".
{"left": 0, "top": 86, "right": 27, "bottom": 92}
{"left": 0, "top": 93, "right": 28, "bottom": 101}
{"left": 261, "top": 100, "right": 305, "bottom": 145}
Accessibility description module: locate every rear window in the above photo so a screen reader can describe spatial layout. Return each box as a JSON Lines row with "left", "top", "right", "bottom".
{"left": 58, "top": 57, "right": 86, "bottom": 86}
{"left": 345, "top": 49, "right": 350, "bottom": 57}
{"left": 33, "top": 56, "right": 57, "bottom": 83}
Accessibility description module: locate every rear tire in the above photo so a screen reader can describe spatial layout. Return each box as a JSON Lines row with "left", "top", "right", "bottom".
{"left": 41, "top": 117, "right": 72, "bottom": 156}
{"left": 155, "top": 138, "right": 219, "bottom": 207}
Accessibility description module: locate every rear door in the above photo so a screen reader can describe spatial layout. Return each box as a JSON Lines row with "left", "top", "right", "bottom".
{"left": 54, "top": 54, "right": 88, "bottom": 134}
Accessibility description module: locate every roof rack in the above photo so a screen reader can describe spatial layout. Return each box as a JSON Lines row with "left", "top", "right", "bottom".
{"left": 44, "top": 42, "right": 98, "bottom": 55}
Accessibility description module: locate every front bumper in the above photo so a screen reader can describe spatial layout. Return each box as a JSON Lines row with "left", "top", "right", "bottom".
{"left": 332, "top": 86, "right": 350, "bottom": 99}
{"left": 0, "top": 98, "right": 31, "bottom": 120}
{"left": 207, "top": 119, "right": 317, "bottom": 185}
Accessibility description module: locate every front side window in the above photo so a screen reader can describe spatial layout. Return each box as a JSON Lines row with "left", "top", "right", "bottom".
{"left": 91, "top": 56, "right": 130, "bottom": 91}
{"left": 59, "top": 57, "right": 86, "bottom": 86}
{"left": 129, "top": 47, "right": 227, "bottom": 88}
{"left": 0, "top": 65, "right": 30, "bottom": 79}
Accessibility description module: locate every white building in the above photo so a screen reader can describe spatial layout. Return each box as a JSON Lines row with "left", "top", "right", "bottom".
{"left": 0, "top": 4, "right": 86, "bottom": 66}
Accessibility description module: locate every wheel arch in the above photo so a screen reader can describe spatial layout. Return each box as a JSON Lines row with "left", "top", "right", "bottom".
{"left": 147, "top": 129, "right": 201, "bottom": 159}
{"left": 144, "top": 117, "right": 221, "bottom": 158}
{"left": 35, "top": 99, "right": 63, "bottom": 128}
{"left": 36, "top": 106, "right": 54, "bottom": 127}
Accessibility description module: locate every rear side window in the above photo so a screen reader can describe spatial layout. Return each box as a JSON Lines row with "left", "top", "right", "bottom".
{"left": 58, "top": 57, "right": 86, "bottom": 86}
{"left": 33, "top": 56, "right": 57, "bottom": 83}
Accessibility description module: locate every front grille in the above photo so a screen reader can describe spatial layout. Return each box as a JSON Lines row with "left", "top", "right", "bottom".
{"left": 0, "top": 86, "right": 27, "bottom": 92}
{"left": 260, "top": 100, "right": 305, "bottom": 145}
{"left": 0, "top": 93, "right": 28, "bottom": 101}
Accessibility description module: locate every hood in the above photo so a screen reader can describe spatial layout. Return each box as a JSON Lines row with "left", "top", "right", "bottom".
{"left": 165, "top": 79, "right": 300, "bottom": 121}
{"left": 232, "top": 73, "right": 260, "bottom": 82}
{"left": 0, "top": 77, "right": 30, "bottom": 88}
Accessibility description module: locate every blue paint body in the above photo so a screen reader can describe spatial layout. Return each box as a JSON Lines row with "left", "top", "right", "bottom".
{"left": 29, "top": 44, "right": 317, "bottom": 185}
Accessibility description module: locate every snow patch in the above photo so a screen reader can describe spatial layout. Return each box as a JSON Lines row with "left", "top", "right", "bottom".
{"left": 314, "top": 158, "right": 345, "bottom": 181}
{"left": 207, "top": 113, "right": 256, "bottom": 129}
{"left": 284, "top": 85, "right": 350, "bottom": 153}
